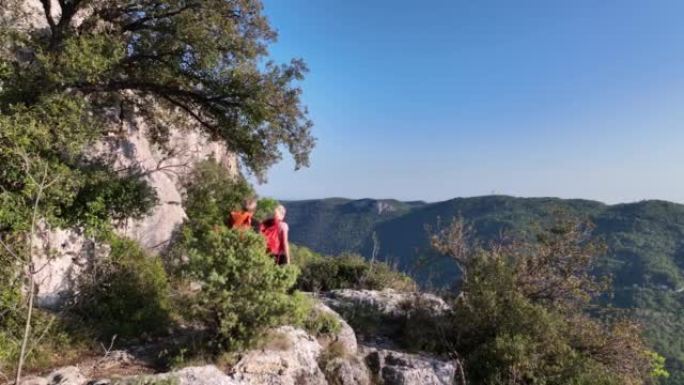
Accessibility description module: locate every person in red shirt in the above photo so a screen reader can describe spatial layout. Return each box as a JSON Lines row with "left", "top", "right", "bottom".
{"left": 260, "top": 204, "right": 290, "bottom": 265}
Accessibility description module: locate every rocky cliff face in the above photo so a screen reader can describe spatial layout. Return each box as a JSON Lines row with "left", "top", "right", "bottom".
{"left": 33, "top": 121, "right": 238, "bottom": 309}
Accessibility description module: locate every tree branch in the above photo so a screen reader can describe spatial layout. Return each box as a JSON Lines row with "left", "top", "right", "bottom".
{"left": 38, "top": 0, "right": 57, "bottom": 32}
{"left": 122, "top": 2, "right": 202, "bottom": 32}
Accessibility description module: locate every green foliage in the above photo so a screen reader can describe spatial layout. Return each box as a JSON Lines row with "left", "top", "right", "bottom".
{"left": 182, "top": 160, "right": 254, "bottom": 230}
{"left": 2, "top": 0, "right": 314, "bottom": 178}
{"left": 75, "top": 237, "right": 170, "bottom": 340}
{"left": 0, "top": 308, "right": 87, "bottom": 377}
{"left": 296, "top": 295, "right": 341, "bottom": 338}
{"left": 292, "top": 245, "right": 416, "bottom": 292}
{"left": 64, "top": 168, "right": 159, "bottom": 236}
{"left": 176, "top": 227, "right": 302, "bottom": 351}
{"left": 434, "top": 220, "right": 655, "bottom": 385}
{"left": 255, "top": 198, "right": 280, "bottom": 222}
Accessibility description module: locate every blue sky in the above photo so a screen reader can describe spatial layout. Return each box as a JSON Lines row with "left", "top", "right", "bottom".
{"left": 255, "top": 0, "right": 684, "bottom": 204}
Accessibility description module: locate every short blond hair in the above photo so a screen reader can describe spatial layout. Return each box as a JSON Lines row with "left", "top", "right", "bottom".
{"left": 274, "top": 204, "right": 286, "bottom": 220}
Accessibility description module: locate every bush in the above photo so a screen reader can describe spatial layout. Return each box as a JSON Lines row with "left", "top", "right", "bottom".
{"left": 425, "top": 218, "right": 663, "bottom": 385}
{"left": 75, "top": 237, "right": 170, "bottom": 340}
{"left": 293, "top": 246, "right": 416, "bottom": 292}
{"left": 255, "top": 198, "right": 280, "bottom": 223}
{"left": 178, "top": 226, "right": 303, "bottom": 351}
{"left": 182, "top": 160, "right": 254, "bottom": 230}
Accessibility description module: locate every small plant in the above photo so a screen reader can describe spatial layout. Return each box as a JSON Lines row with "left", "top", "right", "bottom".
{"left": 294, "top": 247, "right": 416, "bottom": 292}
{"left": 74, "top": 236, "right": 171, "bottom": 340}
{"left": 303, "top": 307, "right": 342, "bottom": 338}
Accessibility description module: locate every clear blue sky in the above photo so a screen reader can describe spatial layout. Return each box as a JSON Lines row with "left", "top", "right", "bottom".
{"left": 255, "top": 0, "right": 684, "bottom": 204}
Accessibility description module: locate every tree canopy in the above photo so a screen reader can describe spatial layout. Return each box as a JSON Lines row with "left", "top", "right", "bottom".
{"left": 1, "top": 0, "right": 314, "bottom": 178}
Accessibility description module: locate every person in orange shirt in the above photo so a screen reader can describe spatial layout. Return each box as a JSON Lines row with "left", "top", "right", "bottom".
{"left": 229, "top": 197, "right": 257, "bottom": 231}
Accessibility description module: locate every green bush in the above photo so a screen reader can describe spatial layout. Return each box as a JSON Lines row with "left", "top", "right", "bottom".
{"left": 75, "top": 237, "right": 171, "bottom": 340}
{"left": 425, "top": 219, "right": 661, "bottom": 385}
{"left": 293, "top": 246, "right": 416, "bottom": 292}
{"left": 178, "top": 226, "right": 303, "bottom": 351}
{"left": 182, "top": 160, "right": 254, "bottom": 230}
{"left": 255, "top": 197, "right": 280, "bottom": 223}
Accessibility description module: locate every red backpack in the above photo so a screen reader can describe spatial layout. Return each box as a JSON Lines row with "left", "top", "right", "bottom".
{"left": 260, "top": 218, "right": 282, "bottom": 254}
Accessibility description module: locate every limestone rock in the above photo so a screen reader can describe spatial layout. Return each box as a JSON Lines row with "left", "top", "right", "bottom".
{"left": 231, "top": 326, "right": 327, "bottom": 385}
{"left": 313, "top": 301, "right": 358, "bottom": 355}
{"left": 45, "top": 366, "right": 86, "bottom": 385}
{"left": 32, "top": 122, "right": 237, "bottom": 309}
{"left": 18, "top": 376, "right": 49, "bottom": 385}
{"left": 323, "top": 289, "right": 449, "bottom": 318}
{"left": 165, "top": 365, "right": 238, "bottom": 385}
{"left": 324, "top": 357, "right": 370, "bottom": 385}
{"left": 364, "top": 348, "right": 455, "bottom": 385}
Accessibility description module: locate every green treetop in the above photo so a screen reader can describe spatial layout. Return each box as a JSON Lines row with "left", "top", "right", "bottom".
{"left": 1, "top": 0, "right": 314, "bottom": 179}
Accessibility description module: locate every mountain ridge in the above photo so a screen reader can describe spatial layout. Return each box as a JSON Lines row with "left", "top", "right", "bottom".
{"left": 282, "top": 195, "right": 684, "bottom": 384}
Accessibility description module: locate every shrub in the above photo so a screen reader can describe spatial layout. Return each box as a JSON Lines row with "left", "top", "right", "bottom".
{"left": 293, "top": 246, "right": 416, "bottom": 292}
{"left": 75, "top": 237, "right": 171, "bottom": 340}
{"left": 178, "top": 226, "right": 303, "bottom": 351}
{"left": 182, "top": 160, "right": 254, "bottom": 230}
{"left": 426, "top": 217, "right": 663, "bottom": 385}
{"left": 255, "top": 198, "right": 280, "bottom": 222}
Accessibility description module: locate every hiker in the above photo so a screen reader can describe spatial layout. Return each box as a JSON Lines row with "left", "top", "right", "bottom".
{"left": 260, "top": 204, "right": 290, "bottom": 265}
{"left": 229, "top": 197, "right": 257, "bottom": 231}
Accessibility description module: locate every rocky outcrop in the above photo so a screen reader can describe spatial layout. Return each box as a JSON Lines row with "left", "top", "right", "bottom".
{"left": 323, "top": 289, "right": 449, "bottom": 318}
{"left": 22, "top": 290, "right": 458, "bottom": 385}
{"left": 313, "top": 302, "right": 357, "bottom": 356}
{"left": 19, "top": 366, "right": 86, "bottom": 385}
{"left": 31, "top": 226, "right": 108, "bottom": 309}
{"left": 364, "top": 348, "right": 456, "bottom": 385}
{"left": 31, "top": 122, "right": 237, "bottom": 308}
{"left": 231, "top": 326, "right": 327, "bottom": 385}
{"left": 323, "top": 356, "right": 370, "bottom": 385}
{"left": 321, "top": 289, "right": 450, "bottom": 344}
{"left": 104, "top": 122, "right": 238, "bottom": 251}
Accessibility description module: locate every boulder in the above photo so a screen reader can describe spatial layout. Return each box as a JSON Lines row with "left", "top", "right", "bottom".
{"left": 321, "top": 289, "right": 450, "bottom": 344}
{"left": 323, "top": 289, "right": 449, "bottom": 318}
{"left": 364, "top": 348, "right": 455, "bottom": 385}
{"left": 163, "top": 365, "right": 239, "bottom": 385}
{"left": 323, "top": 357, "right": 370, "bottom": 385}
{"left": 313, "top": 301, "right": 358, "bottom": 355}
{"left": 231, "top": 326, "right": 327, "bottom": 385}
{"left": 18, "top": 376, "right": 48, "bottom": 385}
{"left": 41, "top": 366, "right": 86, "bottom": 385}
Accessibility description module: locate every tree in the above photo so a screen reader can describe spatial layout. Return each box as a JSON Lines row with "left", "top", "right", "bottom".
{"left": 1, "top": 0, "right": 315, "bottom": 179}
{"left": 0, "top": 0, "right": 314, "bottom": 380}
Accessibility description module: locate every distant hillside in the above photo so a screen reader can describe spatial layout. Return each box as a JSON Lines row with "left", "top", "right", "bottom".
{"left": 284, "top": 195, "right": 684, "bottom": 384}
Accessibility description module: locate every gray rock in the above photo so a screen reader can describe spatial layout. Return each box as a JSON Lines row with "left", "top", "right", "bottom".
{"left": 171, "top": 366, "right": 238, "bottom": 385}
{"left": 32, "top": 123, "right": 238, "bottom": 309}
{"left": 231, "top": 326, "right": 327, "bottom": 385}
{"left": 313, "top": 301, "right": 358, "bottom": 355}
{"left": 18, "top": 376, "right": 49, "bottom": 385}
{"left": 46, "top": 366, "right": 86, "bottom": 385}
{"left": 364, "top": 348, "right": 455, "bottom": 385}
{"left": 324, "top": 357, "right": 370, "bottom": 385}
{"left": 324, "top": 289, "right": 449, "bottom": 318}
{"left": 103, "top": 366, "right": 236, "bottom": 385}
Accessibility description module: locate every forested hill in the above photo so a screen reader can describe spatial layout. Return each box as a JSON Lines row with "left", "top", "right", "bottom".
{"left": 284, "top": 195, "right": 684, "bottom": 383}
{"left": 285, "top": 195, "right": 684, "bottom": 290}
